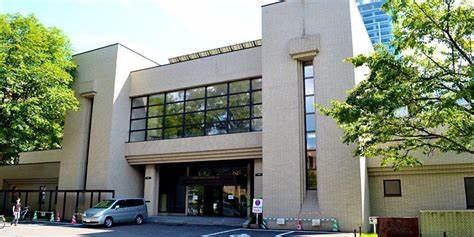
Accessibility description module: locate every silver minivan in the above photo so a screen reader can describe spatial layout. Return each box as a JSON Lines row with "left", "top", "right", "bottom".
{"left": 82, "top": 198, "right": 147, "bottom": 227}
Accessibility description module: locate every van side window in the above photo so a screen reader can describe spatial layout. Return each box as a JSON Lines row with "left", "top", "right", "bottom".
{"left": 127, "top": 199, "right": 144, "bottom": 207}
{"left": 114, "top": 200, "right": 127, "bottom": 208}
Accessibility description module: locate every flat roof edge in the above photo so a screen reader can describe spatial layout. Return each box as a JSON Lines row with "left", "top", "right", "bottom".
{"left": 168, "top": 39, "right": 261, "bottom": 64}
{"left": 130, "top": 45, "right": 261, "bottom": 74}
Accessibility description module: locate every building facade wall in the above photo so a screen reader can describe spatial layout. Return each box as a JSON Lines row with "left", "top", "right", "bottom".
{"left": 262, "top": 0, "right": 371, "bottom": 231}
{"left": 130, "top": 47, "right": 261, "bottom": 97}
{"left": 262, "top": 1, "right": 306, "bottom": 220}
{"left": 58, "top": 44, "right": 157, "bottom": 196}
{"left": 59, "top": 45, "right": 119, "bottom": 190}
{"left": 369, "top": 164, "right": 474, "bottom": 217}
{"left": 0, "top": 163, "right": 60, "bottom": 190}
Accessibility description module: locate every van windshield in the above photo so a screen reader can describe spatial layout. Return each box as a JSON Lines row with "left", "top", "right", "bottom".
{"left": 93, "top": 200, "right": 115, "bottom": 208}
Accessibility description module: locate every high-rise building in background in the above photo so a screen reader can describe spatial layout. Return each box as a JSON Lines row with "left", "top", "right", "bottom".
{"left": 356, "top": 0, "right": 393, "bottom": 49}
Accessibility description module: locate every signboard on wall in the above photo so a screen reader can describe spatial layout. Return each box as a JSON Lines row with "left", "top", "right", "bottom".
{"left": 252, "top": 199, "right": 263, "bottom": 213}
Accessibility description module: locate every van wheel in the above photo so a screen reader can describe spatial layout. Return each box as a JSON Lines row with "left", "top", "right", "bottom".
{"left": 104, "top": 217, "right": 113, "bottom": 228}
{"left": 135, "top": 215, "right": 143, "bottom": 225}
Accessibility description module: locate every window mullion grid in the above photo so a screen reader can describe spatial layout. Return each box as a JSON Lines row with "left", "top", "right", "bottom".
{"left": 144, "top": 96, "right": 150, "bottom": 141}
{"left": 128, "top": 100, "right": 134, "bottom": 142}
{"left": 303, "top": 62, "right": 316, "bottom": 190}
{"left": 130, "top": 78, "right": 262, "bottom": 141}
{"left": 204, "top": 86, "right": 208, "bottom": 136}
{"left": 161, "top": 93, "right": 167, "bottom": 140}
{"left": 182, "top": 90, "right": 187, "bottom": 138}
{"left": 226, "top": 82, "right": 230, "bottom": 134}
{"left": 249, "top": 79, "right": 253, "bottom": 131}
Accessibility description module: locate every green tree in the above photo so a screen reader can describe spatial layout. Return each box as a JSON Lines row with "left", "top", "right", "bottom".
{"left": 319, "top": 0, "right": 473, "bottom": 169}
{"left": 0, "top": 14, "right": 79, "bottom": 164}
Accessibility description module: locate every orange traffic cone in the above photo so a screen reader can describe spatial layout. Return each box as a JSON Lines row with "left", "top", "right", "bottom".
{"left": 56, "top": 212, "right": 61, "bottom": 222}
{"left": 71, "top": 214, "right": 77, "bottom": 224}
{"left": 296, "top": 219, "right": 302, "bottom": 230}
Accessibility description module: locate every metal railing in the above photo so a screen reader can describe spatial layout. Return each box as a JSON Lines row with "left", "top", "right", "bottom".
{"left": 0, "top": 189, "right": 115, "bottom": 220}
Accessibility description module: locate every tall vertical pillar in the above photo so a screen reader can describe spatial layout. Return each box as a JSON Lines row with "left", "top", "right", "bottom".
{"left": 144, "top": 164, "right": 159, "bottom": 216}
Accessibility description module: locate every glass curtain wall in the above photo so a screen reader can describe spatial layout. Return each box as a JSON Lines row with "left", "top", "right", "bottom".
{"left": 129, "top": 78, "right": 262, "bottom": 142}
{"left": 303, "top": 62, "right": 317, "bottom": 190}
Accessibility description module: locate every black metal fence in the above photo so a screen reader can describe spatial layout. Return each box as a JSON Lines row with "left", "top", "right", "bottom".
{"left": 0, "top": 189, "right": 115, "bottom": 220}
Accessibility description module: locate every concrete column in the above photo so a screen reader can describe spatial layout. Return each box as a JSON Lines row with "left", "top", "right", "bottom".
{"left": 144, "top": 164, "right": 159, "bottom": 216}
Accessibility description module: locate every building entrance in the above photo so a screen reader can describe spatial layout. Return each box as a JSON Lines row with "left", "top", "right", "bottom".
{"left": 187, "top": 184, "right": 247, "bottom": 217}
{"left": 159, "top": 160, "right": 250, "bottom": 217}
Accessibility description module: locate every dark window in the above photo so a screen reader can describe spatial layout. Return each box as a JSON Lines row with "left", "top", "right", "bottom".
{"left": 207, "top": 96, "right": 227, "bottom": 110}
{"left": 148, "top": 105, "right": 164, "bottom": 117}
{"left": 132, "top": 97, "right": 147, "bottom": 107}
{"left": 207, "top": 109, "right": 227, "bottom": 123}
{"left": 113, "top": 200, "right": 127, "bottom": 208}
{"left": 147, "top": 117, "right": 162, "bottom": 129}
{"left": 207, "top": 84, "right": 227, "bottom": 97}
{"left": 129, "top": 78, "right": 262, "bottom": 142}
{"left": 303, "top": 62, "right": 317, "bottom": 190}
{"left": 127, "top": 199, "right": 144, "bottom": 207}
{"left": 465, "top": 177, "right": 474, "bottom": 209}
{"left": 166, "top": 91, "right": 184, "bottom": 102}
{"left": 229, "top": 93, "right": 250, "bottom": 106}
{"left": 131, "top": 107, "right": 147, "bottom": 119}
{"left": 384, "top": 180, "right": 402, "bottom": 197}
{"left": 206, "top": 122, "right": 227, "bottom": 135}
{"left": 130, "top": 131, "right": 145, "bottom": 142}
{"left": 229, "top": 80, "right": 249, "bottom": 93}
{"left": 165, "top": 102, "right": 184, "bottom": 115}
{"left": 131, "top": 119, "right": 146, "bottom": 130}
{"left": 186, "top": 87, "right": 205, "bottom": 100}
{"left": 147, "top": 129, "right": 162, "bottom": 141}
{"left": 149, "top": 94, "right": 164, "bottom": 105}
{"left": 185, "top": 99, "right": 205, "bottom": 112}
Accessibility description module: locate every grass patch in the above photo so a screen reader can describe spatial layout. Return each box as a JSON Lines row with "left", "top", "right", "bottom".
{"left": 360, "top": 234, "right": 378, "bottom": 237}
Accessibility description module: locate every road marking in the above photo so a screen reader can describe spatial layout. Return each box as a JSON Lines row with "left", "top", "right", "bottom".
{"left": 202, "top": 228, "right": 242, "bottom": 237}
{"left": 275, "top": 231, "right": 295, "bottom": 237}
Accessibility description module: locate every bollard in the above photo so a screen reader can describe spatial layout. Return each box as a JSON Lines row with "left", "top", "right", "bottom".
{"left": 32, "top": 211, "right": 38, "bottom": 221}
{"left": 71, "top": 214, "right": 77, "bottom": 224}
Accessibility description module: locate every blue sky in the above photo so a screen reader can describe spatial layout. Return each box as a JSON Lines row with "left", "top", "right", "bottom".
{"left": 0, "top": 0, "right": 275, "bottom": 63}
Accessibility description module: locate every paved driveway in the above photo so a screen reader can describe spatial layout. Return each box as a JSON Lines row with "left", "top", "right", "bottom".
{"left": 0, "top": 222, "right": 355, "bottom": 237}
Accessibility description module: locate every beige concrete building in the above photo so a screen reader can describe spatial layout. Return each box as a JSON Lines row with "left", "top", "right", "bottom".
{"left": 1, "top": 0, "right": 473, "bottom": 232}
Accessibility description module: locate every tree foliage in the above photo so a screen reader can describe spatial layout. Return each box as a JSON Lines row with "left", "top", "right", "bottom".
{"left": 319, "top": 0, "right": 473, "bottom": 169}
{"left": 0, "top": 14, "right": 79, "bottom": 164}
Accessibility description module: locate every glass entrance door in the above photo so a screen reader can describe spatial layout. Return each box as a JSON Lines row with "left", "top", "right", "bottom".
{"left": 203, "top": 185, "right": 222, "bottom": 216}
{"left": 187, "top": 185, "right": 247, "bottom": 217}
{"left": 223, "top": 185, "right": 247, "bottom": 217}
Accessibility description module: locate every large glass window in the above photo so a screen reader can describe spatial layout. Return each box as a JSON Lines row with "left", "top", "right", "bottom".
{"left": 303, "top": 62, "right": 317, "bottom": 190}
{"left": 129, "top": 78, "right": 262, "bottom": 142}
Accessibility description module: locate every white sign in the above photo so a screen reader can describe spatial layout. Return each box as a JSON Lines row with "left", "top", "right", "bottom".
{"left": 252, "top": 199, "right": 263, "bottom": 213}
{"left": 311, "top": 219, "right": 321, "bottom": 226}
{"left": 369, "top": 216, "right": 378, "bottom": 225}
{"left": 228, "top": 195, "right": 234, "bottom": 200}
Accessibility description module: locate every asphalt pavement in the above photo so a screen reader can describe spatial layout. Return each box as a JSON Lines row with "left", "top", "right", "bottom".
{"left": 0, "top": 222, "right": 355, "bottom": 237}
